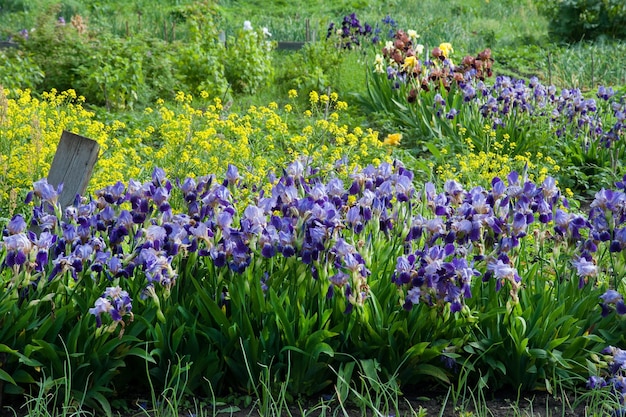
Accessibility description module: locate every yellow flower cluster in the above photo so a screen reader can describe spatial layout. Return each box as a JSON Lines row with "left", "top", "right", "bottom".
{"left": 433, "top": 126, "right": 561, "bottom": 189}
{"left": 0, "top": 87, "right": 111, "bottom": 213}
{"left": 1, "top": 87, "right": 391, "bottom": 215}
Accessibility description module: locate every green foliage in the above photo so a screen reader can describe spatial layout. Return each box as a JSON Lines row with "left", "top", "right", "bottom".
{"left": 538, "top": 41, "right": 626, "bottom": 90}
{"left": 75, "top": 34, "right": 147, "bottom": 110}
{"left": 173, "top": 37, "right": 228, "bottom": 99}
{"left": 537, "top": 0, "right": 626, "bottom": 42}
{"left": 16, "top": 4, "right": 91, "bottom": 93}
{"left": 223, "top": 24, "right": 275, "bottom": 95}
{"left": 274, "top": 40, "right": 344, "bottom": 95}
{"left": 0, "top": 49, "right": 44, "bottom": 91}
{"left": 495, "top": 44, "right": 547, "bottom": 81}
{"left": 0, "top": 265, "right": 152, "bottom": 413}
{"left": 464, "top": 238, "right": 622, "bottom": 392}
{"left": 171, "top": 2, "right": 229, "bottom": 99}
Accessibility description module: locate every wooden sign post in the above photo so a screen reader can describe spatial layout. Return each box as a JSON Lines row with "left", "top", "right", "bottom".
{"left": 47, "top": 130, "right": 99, "bottom": 208}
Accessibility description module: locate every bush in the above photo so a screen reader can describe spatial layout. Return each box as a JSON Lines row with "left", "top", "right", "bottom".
{"left": 16, "top": 5, "right": 91, "bottom": 94}
{"left": 274, "top": 41, "right": 343, "bottom": 96}
{"left": 537, "top": 0, "right": 626, "bottom": 42}
{"left": 223, "top": 21, "right": 275, "bottom": 95}
{"left": 171, "top": 3, "right": 229, "bottom": 99}
{"left": 0, "top": 48, "right": 44, "bottom": 91}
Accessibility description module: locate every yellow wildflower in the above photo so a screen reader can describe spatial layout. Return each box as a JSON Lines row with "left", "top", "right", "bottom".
{"left": 288, "top": 89, "right": 298, "bottom": 99}
{"left": 335, "top": 101, "right": 348, "bottom": 111}
{"left": 309, "top": 91, "right": 319, "bottom": 104}
{"left": 383, "top": 133, "right": 402, "bottom": 146}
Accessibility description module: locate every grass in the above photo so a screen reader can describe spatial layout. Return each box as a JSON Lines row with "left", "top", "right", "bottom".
{"left": 3, "top": 347, "right": 603, "bottom": 417}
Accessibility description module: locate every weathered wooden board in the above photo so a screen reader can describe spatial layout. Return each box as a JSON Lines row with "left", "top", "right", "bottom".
{"left": 47, "top": 130, "right": 99, "bottom": 208}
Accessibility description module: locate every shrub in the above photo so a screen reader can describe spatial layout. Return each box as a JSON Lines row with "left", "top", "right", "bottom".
{"left": 223, "top": 21, "right": 275, "bottom": 95}
{"left": 171, "top": 6, "right": 229, "bottom": 100}
{"left": 537, "top": 0, "right": 626, "bottom": 42}
{"left": 274, "top": 40, "right": 344, "bottom": 96}
{"left": 75, "top": 34, "right": 149, "bottom": 110}
{"left": 16, "top": 5, "right": 91, "bottom": 94}
{"left": 0, "top": 48, "right": 44, "bottom": 91}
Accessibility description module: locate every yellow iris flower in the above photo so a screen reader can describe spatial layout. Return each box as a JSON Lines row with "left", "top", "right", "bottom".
{"left": 439, "top": 42, "right": 454, "bottom": 58}
{"left": 402, "top": 56, "right": 417, "bottom": 72}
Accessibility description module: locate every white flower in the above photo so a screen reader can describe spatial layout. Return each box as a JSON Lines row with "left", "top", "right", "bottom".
{"left": 262, "top": 27, "right": 272, "bottom": 37}
{"left": 374, "top": 54, "right": 385, "bottom": 73}
{"left": 384, "top": 40, "right": 394, "bottom": 52}
{"left": 243, "top": 20, "right": 253, "bottom": 31}
{"left": 407, "top": 29, "right": 419, "bottom": 40}
{"left": 415, "top": 44, "right": 425, "bottom": 55}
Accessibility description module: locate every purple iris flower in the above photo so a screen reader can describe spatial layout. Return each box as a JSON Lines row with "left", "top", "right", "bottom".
{"left": 599, "top": 290, "right": 626, "bottom": 317}
{"left": 572, "top": 256, "right": 597, "bottom": 288}
{"left": 329, "top": 271, "right": 349, "bottom": 288}
{"left": 434, "top": 93, "right": 445, "bottom": 107}
{"left": 611, "top": 228, "right": 626, "bottom": 252}
{"left": 144, "top": 225, "right": 167, "bottom": 250}
{"left": 217, "top": 209, "right": 234, "bottom": 232}
{"left": 152, "top": 186, "right": 170, "bottom": 207}
{"left": 7, "top": 215, "right": 27, "bottom": 235}
{"left": 151, "top": 167, "right": 168, "bottom": 187}
{"left": 3, "top": 233, "right": 33, "bottom": 267}
{"left": 98, "top": 181, "right": 127, "bottom": 205}
{"left": 406, "top": 287, "right": 421, "bottom": 305}
{"left": 395, "top": 174, "right": 414, "bottom": 202}
{"left": 591, "top": 188, "right": 625, "bottom": 213}
{"left": 587, "top": 375, "right": 607, "bottom": 389}
{"left": 225, "top": 164, "right": 240, "bottom": 186}
{"left": 487, "top": 258, "right": 520, "bottom": 292}
{"left": 89, "top": 286, "right": 133, "bottom": 328}
{"left": 445, "top": 109, "right": 458, "bottom": 120}
{"left": 31, "top": 178, "right": 62, "bottom": 207}
{"left": 393, "top": 255, "right": 415, "bottom": 285}
{"left": 29, "top": 231, "right": 57, "bottom": 271}
{"left": 139, "top": 247, "right": 177, "bottom": 287}
{"left": 346, "top": 206, "right": 363, "bottom": 234}
{"left": 241, "top": 205, "right": 267, "bottom": 236}
{"left": 49, "top": 253, "right": 82, "bottom": 281}
{"left": 463, "top": 85, "right": 476, "bottom": 102}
